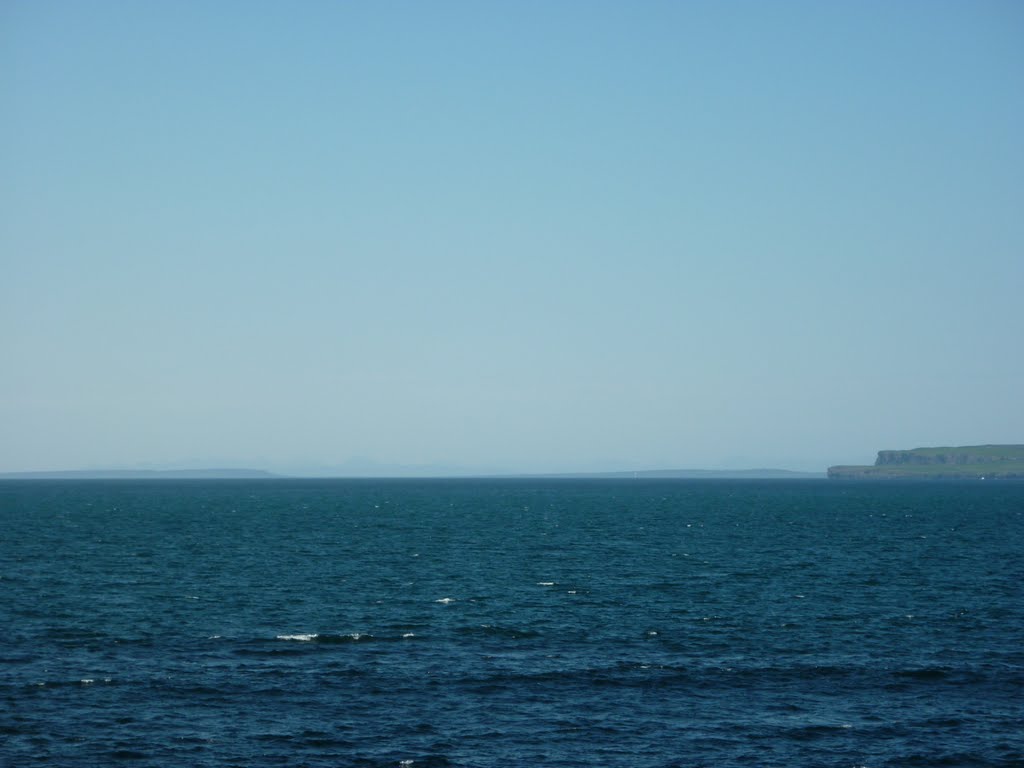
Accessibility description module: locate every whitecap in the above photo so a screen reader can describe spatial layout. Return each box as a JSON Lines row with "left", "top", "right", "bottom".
{"left": 435, "top": 597, "right": 455, "bottom": 604}
{"left": 537, "top": 582, "right": 555, "bottom": 586}
{"left": 402, "top": 633, "right": 415, "bottom": 638}
{"left": 277, "top": 633, "right": 318, "bottom": 641}
{"left": 80, "top": 679, "right": 94, "bottom": 684}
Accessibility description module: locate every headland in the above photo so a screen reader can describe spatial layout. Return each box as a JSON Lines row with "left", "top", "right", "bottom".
{"left": 828, "top": 445, "right": 1024, "bottom": 479}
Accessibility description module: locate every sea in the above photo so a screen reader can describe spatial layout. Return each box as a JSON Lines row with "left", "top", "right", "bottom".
{"left": 1, "top": 478, "right": 1022, "bottom": 767}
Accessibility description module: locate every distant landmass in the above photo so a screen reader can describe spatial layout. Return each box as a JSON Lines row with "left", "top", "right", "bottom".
{"left": 828, "top": 445, "right": 1024, "bottom": 479}
{"left": 517, "top": 468, "right": 824, "bottom": 480}
{"left": 0, "top": 466, "right": 823, "bottom": 480}
{"left": 0, "top": 469, "right": 279, "bottom": 480}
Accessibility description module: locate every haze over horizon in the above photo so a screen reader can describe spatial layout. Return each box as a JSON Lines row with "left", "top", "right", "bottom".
{"left": 3, "top": 2, "right": 1022, "bottom": 476}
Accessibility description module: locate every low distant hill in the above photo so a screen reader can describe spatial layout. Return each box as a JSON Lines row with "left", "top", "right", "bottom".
{"left": 0, "top": 469, "right": 280, "bottom": 480}
{"left": 522, "top": 468, "right": 824, "bottom": 480}
{"left": 828, "top": 445, "right": 1024, "bottom": 479}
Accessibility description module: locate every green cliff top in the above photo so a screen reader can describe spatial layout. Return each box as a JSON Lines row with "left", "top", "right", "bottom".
{"left": 828, "top": 444, "right": 1024, "bottom": 479}
{"left": 879, "top": 444, "right": 1024, "bottom": 459}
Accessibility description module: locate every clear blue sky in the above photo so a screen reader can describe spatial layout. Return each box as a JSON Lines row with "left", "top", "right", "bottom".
{"left": 3, "top": 1, "right": 1022, "bottom": 474}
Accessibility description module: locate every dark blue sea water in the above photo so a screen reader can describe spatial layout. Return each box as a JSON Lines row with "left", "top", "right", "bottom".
{"left": 2, "top": 479, "right": 1022, "bottom": 767}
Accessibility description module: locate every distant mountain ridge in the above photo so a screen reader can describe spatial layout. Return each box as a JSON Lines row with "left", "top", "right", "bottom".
{"left": 828, "top": 445, "right": 1024, "bottom": 479}
{"left": 0, "top": 469, "right": 279, "bottom": 480}
{"left": 0, "top": 466, "right": 823, "bottom": 480}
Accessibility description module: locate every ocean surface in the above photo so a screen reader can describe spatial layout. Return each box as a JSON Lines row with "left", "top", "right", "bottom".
{"left": 2, "top": 479, "right": 1022, "bottom": 767}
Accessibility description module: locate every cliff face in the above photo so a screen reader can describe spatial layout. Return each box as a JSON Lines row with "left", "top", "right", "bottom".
{"left": 875, "top": 446, "right": 1024, "bottom": 466}
{"left": 828, "top": 445, "right": 1024, "bottom": 479}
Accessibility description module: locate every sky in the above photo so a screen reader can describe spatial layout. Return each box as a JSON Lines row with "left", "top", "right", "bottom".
{"left": 2, "top": 0, "right": 1023, "bottom": 475}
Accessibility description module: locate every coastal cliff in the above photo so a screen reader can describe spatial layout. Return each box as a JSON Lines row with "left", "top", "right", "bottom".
{"left": 828, "top": 445, "right": 1024, "bottom": 479}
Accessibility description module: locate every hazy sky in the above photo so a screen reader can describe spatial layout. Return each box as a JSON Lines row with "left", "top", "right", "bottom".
{"left": 3, "top": 1, "right": 1022, "bottom": 474}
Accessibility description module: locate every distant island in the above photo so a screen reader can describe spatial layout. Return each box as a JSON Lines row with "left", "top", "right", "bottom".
{"left": 0, "top": 467, "right": 824, "bottom": 480}
{"left": 828, "top": 445, "right": 1024, "bottom": 480}
{"left": 516, "top": 468, "right": 824, "bottom": 480}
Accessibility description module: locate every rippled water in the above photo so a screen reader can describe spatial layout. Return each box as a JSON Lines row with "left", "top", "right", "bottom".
{"left": 2, "top": 479, "right": 1022, "bottom": 766}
